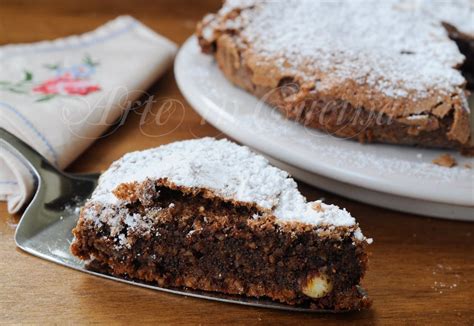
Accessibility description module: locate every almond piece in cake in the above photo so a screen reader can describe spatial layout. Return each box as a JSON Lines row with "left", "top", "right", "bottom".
{"left": 70, "top": 138, "right": 372, "bottom": 311}
{"left": 196, "top": 0, "right": 473, "bottom": 150}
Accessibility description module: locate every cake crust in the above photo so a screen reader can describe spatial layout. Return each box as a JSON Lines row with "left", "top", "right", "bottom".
{"left": 196, "top": 0, "right": 473, "bottom": 149}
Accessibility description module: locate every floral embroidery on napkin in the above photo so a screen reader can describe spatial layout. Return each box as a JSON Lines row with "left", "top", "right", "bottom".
{"left": 0, "top": 54, "right": 101, "bottom": 102}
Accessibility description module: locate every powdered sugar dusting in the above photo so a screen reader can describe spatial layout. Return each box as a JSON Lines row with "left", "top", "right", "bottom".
{"left": 211, "top": 0, "right": 470, "bottom": 99}
{"left": 90, "top": 138, "right": 358, "bottom": 228}
{"left": 419, "top": 0, "right": 474, "bottom": 36}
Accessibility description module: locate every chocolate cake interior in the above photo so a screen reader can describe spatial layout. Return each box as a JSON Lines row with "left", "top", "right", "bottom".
{"left": 445, "top": 23, "right": 474, "bottom": 89}
{"left": 72, "top": 183, "right": 369, "bottom": 310}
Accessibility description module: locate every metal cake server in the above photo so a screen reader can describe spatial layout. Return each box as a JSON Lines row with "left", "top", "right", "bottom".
{"left": 1, "top": 127, "right": 351, "bottom": 313}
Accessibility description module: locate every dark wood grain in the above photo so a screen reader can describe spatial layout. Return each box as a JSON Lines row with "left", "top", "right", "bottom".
{"left": 0, "top": 1, "right": 473, "bottom": 324}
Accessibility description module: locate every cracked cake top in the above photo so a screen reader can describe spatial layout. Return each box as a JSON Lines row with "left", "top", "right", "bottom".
{"left": 200, "top": 0, "right": 472, "bottom": 100}
{"left": 88, "top": 138, "right": 365, "bottom": 232}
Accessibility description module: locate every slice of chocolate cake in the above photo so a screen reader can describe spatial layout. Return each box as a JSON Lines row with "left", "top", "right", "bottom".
{"left": 71, "top": 138, "right": 372, "bottom": 311}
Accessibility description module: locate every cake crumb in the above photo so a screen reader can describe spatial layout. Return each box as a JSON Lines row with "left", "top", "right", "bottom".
{"left": 312, "top": 201, "right": 324, "bottom": 212}
{"left": 432, "top": 154, "right": 456, "bottom": 168}
{"left": 464, "top": 163, "right": 471, "bottom": 169}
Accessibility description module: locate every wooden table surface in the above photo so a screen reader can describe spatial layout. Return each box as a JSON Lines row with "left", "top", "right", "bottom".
{"left": 1, "top": 1, "right": 473, "bottom": 324}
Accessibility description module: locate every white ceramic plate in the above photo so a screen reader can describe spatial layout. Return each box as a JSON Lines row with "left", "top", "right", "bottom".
{"left": 175, "top": 36, "right": 474, "bottom": 221}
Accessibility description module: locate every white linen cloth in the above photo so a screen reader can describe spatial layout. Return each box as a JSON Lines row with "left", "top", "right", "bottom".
{"left": 0, "top": 16, "right": 177, "bottom": 213}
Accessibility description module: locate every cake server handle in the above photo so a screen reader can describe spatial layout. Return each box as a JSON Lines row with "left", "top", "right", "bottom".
{"left": 0, "top": 127, "right": 99, "bottom": 216}
{"left": 0, "top": 127, "right": 59, "bottom": 178}
{"left": 0, "top": 127, "right": 99, "bottom": 181}
{"left": 0, "top": 127, "right": 99, "bottom": 248}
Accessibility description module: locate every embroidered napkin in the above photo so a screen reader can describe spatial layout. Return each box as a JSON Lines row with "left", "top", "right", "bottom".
{"left": 0, "top": 16, "right": 177, "bottom": 213}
